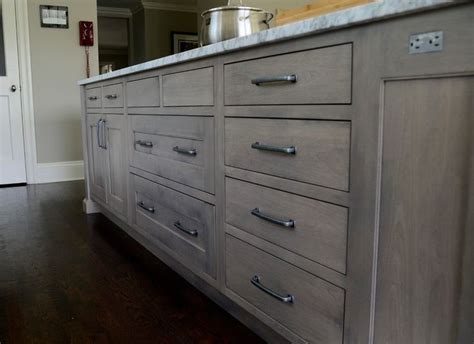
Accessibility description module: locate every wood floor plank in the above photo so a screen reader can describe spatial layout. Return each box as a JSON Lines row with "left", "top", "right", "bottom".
{"left": 0, "top": 181, "right": 263, "bottom": 343}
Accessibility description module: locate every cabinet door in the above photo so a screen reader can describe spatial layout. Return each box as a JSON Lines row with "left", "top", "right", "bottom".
{"left": 104, "top": 115, "right": 127, "bottom": 218}
{"left": 86, "top": 114, "right": 107, "bottom": 203}
{"left": 374, "top": 76, "right": 473, "bottom": 344}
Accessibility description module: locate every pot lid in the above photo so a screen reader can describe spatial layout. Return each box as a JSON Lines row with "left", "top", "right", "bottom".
{"left": 201, "top": 5, "right": 265, "bottom": 17}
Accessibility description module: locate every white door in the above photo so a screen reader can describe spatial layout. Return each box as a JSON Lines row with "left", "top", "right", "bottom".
{"left": 0, "top": 0, "right": 26, "bottom": 184}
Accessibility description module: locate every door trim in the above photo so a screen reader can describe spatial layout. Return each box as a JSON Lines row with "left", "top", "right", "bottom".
{"left": 15, "top": 0, "right": 37, "bottom": 183}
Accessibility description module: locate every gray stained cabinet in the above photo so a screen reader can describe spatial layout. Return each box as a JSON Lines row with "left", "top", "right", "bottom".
{"left": 373, "top": 76, "right": 474, "bottom": 344}
{"left": 86, "top": 113, "right": 127, "bottom": 220}
{"left": 224, "top": 44, "right": 352, "bottom": 105}
{"left": 130, "top": 115, "right": 215, "bottom": 194}
{"left": 81, "top": 5, "right": 474, "bottom": 344}
{"left": 86, "top": 114, "right": 107, "bottom": 203}
{"left": 130, "top": 174, "right": 216, "bottom": 278}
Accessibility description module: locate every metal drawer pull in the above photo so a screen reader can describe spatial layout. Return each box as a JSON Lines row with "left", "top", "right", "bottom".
{"left": 105, "top": 94, "right": 118, "bottom": 99}
{"left": 251, "top": 276, "right": 294, "bottom": 303}
{"left": 88, "top": 96, "right": 98, "bottom": 101}
{"left": 135, "top": 140, "right": 153, "bottom": 147}
{"left": 251, "top": 142, "right": 296, "bottom": 155}
{"left": 174, "top": 221, "right": 198, "bottom": 237}
{"left": 251, "top": 74, "right": 297, "bottom": 86}
{"left": 97, "top": 119, "right": 103, "bottom": 149}
{"left": 101, "top": 119, "right": 107, "bottom": 150}
{"left": 251, "top": 208, "right": 295, "bottom": 228}
{"left": 137, "top": 201, "right": 154, "bottom": 213}
{"left": 173, "top": 146, "right": 197, "bottom": 156}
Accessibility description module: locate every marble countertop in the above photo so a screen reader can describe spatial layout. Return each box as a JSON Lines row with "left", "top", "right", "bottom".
{"left": 79, "top": 0, "right": 459, "bottom": 85}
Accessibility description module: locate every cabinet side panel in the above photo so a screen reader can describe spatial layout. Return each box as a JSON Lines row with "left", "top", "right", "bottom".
{"left": 374, "top": 76, "right": 473, "bottom": 344}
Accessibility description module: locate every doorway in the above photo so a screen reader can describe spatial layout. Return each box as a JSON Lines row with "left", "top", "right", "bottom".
{"left": 0, "top": 0, "right": 27, "bottom": 185}
{"left": 98, "top": 15, "right": 131, "bottom": 74}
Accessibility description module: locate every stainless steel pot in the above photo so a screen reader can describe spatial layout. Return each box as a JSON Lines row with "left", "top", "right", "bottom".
{"left": 200, "top": 0, "right": 273, "bottom": 46}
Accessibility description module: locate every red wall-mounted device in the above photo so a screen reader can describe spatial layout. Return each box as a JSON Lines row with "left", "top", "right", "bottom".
{"left": 79, "top": 21, "right": 94, "bottom": 46}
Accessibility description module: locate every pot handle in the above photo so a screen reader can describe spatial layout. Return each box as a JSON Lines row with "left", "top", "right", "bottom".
{"left": 227, "top": 0, "right": 243, "bottom": 5}
{"left": 264, "top": 11, "right": 274, "bottom": 24}
{"left": 241, "top": 11, "right": 274, "bottom": 25}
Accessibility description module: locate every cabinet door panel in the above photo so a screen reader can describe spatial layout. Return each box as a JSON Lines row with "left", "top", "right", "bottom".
{"left": 105, "top": 115, "right": 127, "bottom": 218}
{"left": 374, "top": 76, "right": 473, "bottom": 344}
{"left": 86, "top": 114, "right": 107, "bottom": 203}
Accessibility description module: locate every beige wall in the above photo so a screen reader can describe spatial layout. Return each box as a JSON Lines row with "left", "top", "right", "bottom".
{"left": 28, "top": 0, "right": 99, "bottom": 163}
{"left": 131, "top": 8, "right": 196, "bottom": 64}
{"left": 144, "top": 9, "right": 197, "bottom": 60}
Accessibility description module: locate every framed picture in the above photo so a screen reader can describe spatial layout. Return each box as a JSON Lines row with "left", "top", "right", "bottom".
{"left": 171, "top": 32, "right": 198, "bottom": 54}
{"left": 40, "top": 5, "right": 69, "bottom": 29}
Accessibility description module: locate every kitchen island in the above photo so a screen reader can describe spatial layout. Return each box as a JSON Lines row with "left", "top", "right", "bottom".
{"left": 78, "top": 1, "right": 474, "bottom": 343}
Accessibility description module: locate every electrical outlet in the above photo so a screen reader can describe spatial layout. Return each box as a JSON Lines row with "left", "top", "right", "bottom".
{"left": 409, "top": 31, "right": 443, "bottom": 54}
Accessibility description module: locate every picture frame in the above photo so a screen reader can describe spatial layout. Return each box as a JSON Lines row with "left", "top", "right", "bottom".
{"left": 40, "top": 5, "right": 69, "bottom": 29}
{"left": 171, "top": 32, "right": 198, "bottom": 54}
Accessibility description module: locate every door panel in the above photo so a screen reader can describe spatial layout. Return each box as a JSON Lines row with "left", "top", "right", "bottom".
{"left": 0, "top": 0, "right": 26, "bottom": 184}
{"left": 105, "top": 115, "right": 127, "bottom": 218}
{"left": 86, "top": 114, "right": 107, "bottom": 203}
{"left": 374, "top": 76, "right": 473, "bottom": 344}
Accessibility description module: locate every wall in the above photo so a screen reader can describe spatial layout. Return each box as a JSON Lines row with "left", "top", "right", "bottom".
{"left": 28, "top": 0, "right": 99, "bottom": 166}
{"left": 132, "top": 9, "right": 146, "bottom": 63}
{"left": 98, "top": 17, "right": 128, "bottom": 49}
{"left": 144, "top": 9, "right": 197, "bottom": 60}
{"left": 98, "top": 16, "right": 129, "bottom": 70}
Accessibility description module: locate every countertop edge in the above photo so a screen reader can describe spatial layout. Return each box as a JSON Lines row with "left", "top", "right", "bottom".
{"left": 78, "top": 0, "right": 460, "bottom": 86}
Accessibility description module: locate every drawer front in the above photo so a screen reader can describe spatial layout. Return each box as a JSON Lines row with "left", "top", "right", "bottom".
{"left": 226, "top": 178, "right": 348, "bottom": 273}
{"left": 132, "top": 174, "right": 216, "bottom": 277}
{"left": 225, "top": 118, "right": 350, "bottom": 191}
{"left": 162, "top": 67, "right": 214, "bottom": 106}
{"left": 226, "top": 235, "right": 344, "bottom": 343}
{"left": 103, "top": 83, "right": 124, "bottom": 108}
{"left": 224, "top": 44, "right": 352, "bottom": 105}
{"left": 127, "top": 77, "right": 160, "bottom": 107}
{"left": 130, "top": 115, "right": 215, "bottom": 193}
{"left": 86, "top": 87, "right": 102, "bottom": 108}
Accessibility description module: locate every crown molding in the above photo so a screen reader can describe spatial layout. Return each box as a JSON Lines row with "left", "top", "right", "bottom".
{"left": 97, "top": 6, "right": 133, "bottom": 18}
{"left": 140, "top": 1, "right": 197, "bottom": 13}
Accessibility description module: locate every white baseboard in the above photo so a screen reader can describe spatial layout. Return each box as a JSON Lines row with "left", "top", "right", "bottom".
{"left": 34, "top": 160, "right": 84, "bottom": 184}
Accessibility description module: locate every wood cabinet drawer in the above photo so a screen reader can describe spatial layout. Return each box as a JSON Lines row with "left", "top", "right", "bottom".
{"left": 127, "top": 77, "right": 160, "bottom": 107}
{"left": 131, "top": 174, "right": 216, "bottom": 277}
{"left": 226, "top": 178, "right": 348, "bottom": 273}
{"left": 162, "top": 67, "right": 214, "bottom": 106}
{"left": 103, "top": 83, "right": 124, "bottom": 108}
{"left": 224, "top": 44, "right": 352, "bottom": 105}
{"left": 225, "top": 118, "right": 350, "bottom": 191}
{"left": 226, "top": 235, "right": 344, "bottom": 343}
{"left": 86, "top": 87, "right": 102, "bottom": 108}
{"left": 130, "top": 115, "right": 215, "bottom": 193}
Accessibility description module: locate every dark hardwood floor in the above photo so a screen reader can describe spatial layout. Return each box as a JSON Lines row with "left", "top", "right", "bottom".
{"left": 0, "top": 181, "right": 264, "bottom": 343}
